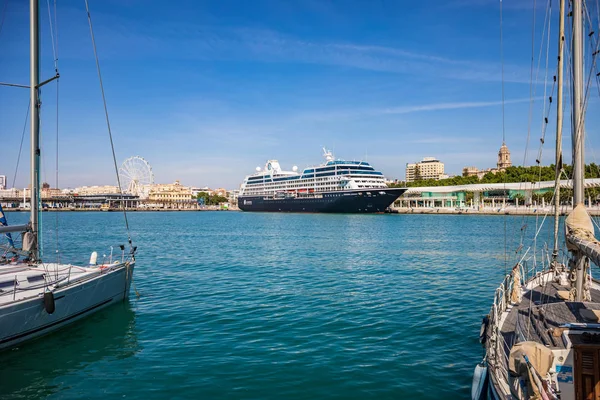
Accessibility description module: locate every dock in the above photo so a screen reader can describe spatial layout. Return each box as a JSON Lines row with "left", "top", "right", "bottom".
{"left": 388, "top": 205, "right": 600, "bottom": 216}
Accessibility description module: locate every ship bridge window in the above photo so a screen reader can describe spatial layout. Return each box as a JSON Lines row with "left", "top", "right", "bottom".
{"left": 327, "top": 160, "right": 371, "bottom": 166}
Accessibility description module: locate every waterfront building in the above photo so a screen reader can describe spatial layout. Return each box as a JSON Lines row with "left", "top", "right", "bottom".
{"left": 0, "top": 188, "right": 21, "bottom": 199}
{"left": 212, "top": 188, "right": 228, "bottom": 197}
{"left": 0, "top": 175, "right": 6, "bottom": 190}
{"left": 497, "top": 142, "right": 512, "bottom": 169}
{"left": 462, "top": 166, "right": 479, "bottom": 177}
{"left": 191, "top": 186, "right": 213, "bottom": 197}
{"left": 74, "top": 185, "right": 119, "bottom": 195}
{"left": 462, "top": 142, "right": 513, "bottom": 179}
{"left": 148, "top": 180, "right": 193, "bottom": 202}
{"left": 397, "top": 179, "right": 600, "bottom": 209}
{"left": 406, "top": 157, "right": 445, "bottom": 182}
{"left": 229, "top": 189, "right": 239, "bottom": 204}
{"left": 41, "top": 185, "right": 63, "bottom": 199}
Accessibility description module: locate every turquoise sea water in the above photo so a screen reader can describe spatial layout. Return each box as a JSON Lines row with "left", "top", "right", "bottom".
{"left": 0, "top": 211, "right": 563, "bottom": 399}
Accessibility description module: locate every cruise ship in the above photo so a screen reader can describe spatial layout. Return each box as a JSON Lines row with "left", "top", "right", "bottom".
{"left": 237, "top": 149, "right": 407, "bottom": 213}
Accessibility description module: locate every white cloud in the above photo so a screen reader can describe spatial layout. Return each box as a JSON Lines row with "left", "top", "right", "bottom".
{"left": 67, "top": 14, "right": 530, "bottom": 83}
{"left": 377, "top": 97, "right": 536, "bottom": 115}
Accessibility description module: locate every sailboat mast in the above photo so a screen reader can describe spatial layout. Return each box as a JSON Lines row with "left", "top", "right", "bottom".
{"left": 29, "top": 0, "right": 41, "bottom": 261}
{"left": 572, "top": 0, "right": 587, "bottom": 302}
{"left": 553, "top": 0, "right": 565, "bottom": 258}
{"left": 572, "top": 0, "right": 585, "bottom": 204}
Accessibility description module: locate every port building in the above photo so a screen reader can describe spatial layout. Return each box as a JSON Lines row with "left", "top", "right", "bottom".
{"left": 406, "top": 157, "right": 446, "bottom": 182}
{"left": 462, "top": 142, "right": 513, "bottom": 179}
{"left": 397, "top": 179, "right": 600, "bottom": 209}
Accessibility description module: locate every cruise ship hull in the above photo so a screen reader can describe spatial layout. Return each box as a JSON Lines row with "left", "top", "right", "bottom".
{"left": 238, "top": 188, "right": 407, "bottom": 213}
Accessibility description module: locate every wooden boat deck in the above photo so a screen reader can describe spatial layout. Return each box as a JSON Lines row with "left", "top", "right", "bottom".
{"left": 496, "top": 280, "right": 600, "bottom": 372}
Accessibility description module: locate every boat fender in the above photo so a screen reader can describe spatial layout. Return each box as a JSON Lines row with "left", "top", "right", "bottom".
{"left": 44, "top": 291, "right": 55, "bottom": 314}
{"left": 479, "top": 315, "right": 489, "bottom": 345}
{"left": 89, "top": 251, "right": 98, "bottom": 266}
{"left": 471, "top": 362, "right": 488, "bottom": 400}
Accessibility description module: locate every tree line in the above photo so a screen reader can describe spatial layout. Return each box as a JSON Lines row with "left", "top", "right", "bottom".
{"left": 390, "top": 164, "right": 600, "bottom": 188}
{"left": 196, "top": 192, "right": 229, "bottom": 205}
{"left": 390, "top": 164, "right": 600, "bottom": 203}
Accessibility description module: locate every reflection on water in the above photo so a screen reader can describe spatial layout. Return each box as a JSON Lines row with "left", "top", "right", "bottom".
{"left": 1, "top": 303, "right": 138, "bottom": 399}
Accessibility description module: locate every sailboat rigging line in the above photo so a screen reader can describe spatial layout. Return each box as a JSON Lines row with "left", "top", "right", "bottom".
{"left": 536, "top": 0, "right": 554, "bottom": 165}
{"left": 499, "top": 0, "right": 506, "bottom": 145}
{"left": 581, "top": 8, "right": 600, "bottom": 123}
{"left": 582, "top": 3, "right": 600, "bottom": 142}
{"left": 12, "top": 102, "right": 31, "bottom": 190}
{"left": 581, "top": 3, "right": 600, "bottom": 216}
{"left": 532, "top": 35, "right": 557, "bottom": 266}
{"left": 45, "top": 0, "right": 60, "bottom": 265}
{"left": 510, "top": 0, "right": 552, "bottom": 278}
{"left": 552, "top": 0, "right": 567, "bottom": 259}
{"left": 46, "top": 0, "right": 58, "bottom": 71}
{"left": 500, "top": 0, "right": 509, "bottom": 276}
{"left": 524, "top": 0, "right": 550, "bottom": 168}
{"left": 590, "top": 216, "right": 600, "bottom": 234}
{"left": 84, "top": 0, "right": 133, "bottom": 249}
{"left": 54, "top": 65, "right": 60, "bottom": 266}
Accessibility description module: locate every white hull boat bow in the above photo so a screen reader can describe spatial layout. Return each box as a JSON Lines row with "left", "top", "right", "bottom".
{"left": 0, "top": 261, "right": 134, "bottom": 350}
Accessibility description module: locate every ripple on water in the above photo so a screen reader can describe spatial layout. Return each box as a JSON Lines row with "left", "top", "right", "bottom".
{"left": 0, "top": 212, "right": 569, "bottom": 399}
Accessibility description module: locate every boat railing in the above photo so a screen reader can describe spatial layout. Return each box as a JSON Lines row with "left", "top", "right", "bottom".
{"left": 487, "top": 254, "right": 560, "bottom": 383}
{"left": 487, "top": 262, "right": 529, "bottom": 374}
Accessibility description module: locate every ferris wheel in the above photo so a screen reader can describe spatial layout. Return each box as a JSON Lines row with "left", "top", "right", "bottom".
{"left": 119, "top": 156, "right": 154, "bottom": 198}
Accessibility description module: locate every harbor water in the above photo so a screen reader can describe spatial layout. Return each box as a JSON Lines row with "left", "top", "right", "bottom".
{"left": 0, "top": 211, "right": 563, "bottom": 399}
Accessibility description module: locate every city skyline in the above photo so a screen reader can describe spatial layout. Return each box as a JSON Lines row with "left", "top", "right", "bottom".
{"left": 2, "top": 0, "right": 599, "bottom": 189}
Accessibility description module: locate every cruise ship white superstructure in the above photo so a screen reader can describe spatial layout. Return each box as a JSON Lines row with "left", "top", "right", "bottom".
{"left": 237, "top": 149, "right": 406, "bottom": 213}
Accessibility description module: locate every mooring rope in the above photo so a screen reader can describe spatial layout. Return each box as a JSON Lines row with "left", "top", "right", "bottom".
{"left": 84, "top": 0, "right": 134, "bottom": 250}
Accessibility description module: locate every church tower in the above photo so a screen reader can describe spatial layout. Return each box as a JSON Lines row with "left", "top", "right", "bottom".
{"left": 497, "top": 142, "right": 512, "bottom": 170}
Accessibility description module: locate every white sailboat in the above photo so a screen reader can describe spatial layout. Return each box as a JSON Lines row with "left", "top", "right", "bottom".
{"left": 474, "top": 0, "right": 600, "bottom": 399}
{"left": 0, "top": 0, "right": 136, "bottom": 351}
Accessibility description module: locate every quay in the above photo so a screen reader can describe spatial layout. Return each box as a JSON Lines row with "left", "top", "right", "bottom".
{"left": 1, "top": 205, "right": 238, "bottom": 212}
{"left": 394, "top": 179, "right": 600, "bottom": 213}
{"left": 388, "top": 205, "right": 600, "bottom": 216}
{"left": 0, "top": 190, "right": 238, "bottom": 212}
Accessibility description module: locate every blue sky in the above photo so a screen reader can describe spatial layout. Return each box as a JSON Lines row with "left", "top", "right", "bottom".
{"left": 1, "top": 0, "right": 599, "bottom": 189}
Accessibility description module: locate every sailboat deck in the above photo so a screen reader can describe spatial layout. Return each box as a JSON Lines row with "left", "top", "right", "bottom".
{"left": 498, "top": 281, "right": 600, "bottom": 364}
{"left": 0, "top": 263, "right": 119, "bottom": 306}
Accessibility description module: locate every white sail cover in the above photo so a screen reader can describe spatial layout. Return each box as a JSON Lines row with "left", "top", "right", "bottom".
{"left": 564, "top": 204, "right": 600, "bottom": 269}
{"left": 565, "top": 203, "right": 595, "bottom": 251}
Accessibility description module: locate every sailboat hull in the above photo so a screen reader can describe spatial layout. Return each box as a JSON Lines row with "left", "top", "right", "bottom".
{"left": 0, "top": 263, "right": 134, "bottom": 351}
